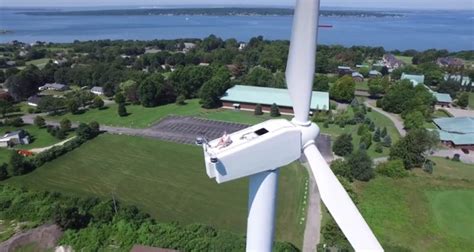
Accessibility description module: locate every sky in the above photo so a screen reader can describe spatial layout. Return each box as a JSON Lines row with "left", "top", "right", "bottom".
{"left": 1, "top": 0, "right": 473, "bottom": 10}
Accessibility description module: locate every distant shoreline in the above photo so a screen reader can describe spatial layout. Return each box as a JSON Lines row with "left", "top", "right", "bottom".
{"left": 17, "top": 8, "right": 403, "bottom": 18}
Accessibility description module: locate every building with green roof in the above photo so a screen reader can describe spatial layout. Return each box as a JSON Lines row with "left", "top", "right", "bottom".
{"left": 433, "top": 117, "right": 474, "bottom": 150}
{"left": 401, "top": 72, "right": 453, "bottom": 105}
{"left": 220, "top": 85, "right": 329, "bottom": 114}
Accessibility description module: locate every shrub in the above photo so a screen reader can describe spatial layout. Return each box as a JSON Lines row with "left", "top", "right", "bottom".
{"left": 118, "top": 103, "right": 128, "bottom": 117}
{"left": 332, "top": 134, "right": 353, "bottom": 156}
{"left": 376, "top": 159, "right": 408, "bottom": 178}
{"left": 254, "top": 104, "right": 263, "bottom": 115}
{"left": 27, "top": 107, "right": 35, "bottom": 114}
{"left": 60, "top": 118, "right": 72, "bottom": 131}
{"left": 381, "top": 127, "right": 387, "bottom": 138}
{"left": 357, "top": 124, "right": 370, "bottom": 136}
{"left": 34, "top": 116, "right": 46, "bottom": 128}
{"left": 176, "top": 94, "right": 186, "bottom": 105}
{"left": 330, "top": 159, "right": 352, "bottom": 181}
{"left": 0, "top": 163, "right": 8, "bottom": 181}
{"left": 452, "top": 154, "right": 461, "bottom": 162}
{"left": 92, "top": 96, "right": 104, "bottom": 109}
{"left": 373, "top": 128, "right": 381, "bottom": 142}
{"left": 5, "top": 117, "right": 23, "bottom": 127}
{"left": 360, "top": 132, "right": 373, "bottom": 149}
{"left": 374, "top": 142, "right": 383, "bottom": 153}
{"left": 347, "top": 149, "right": 374, "bottom": 181}
{"left": 270, "top": 103, "right": 280, "bottom": 117}
{"left": 382, "top": 135, "right": 392, "bottom": 147}
{"left": 367, "top": 107, "right": 372, "bottom": 112}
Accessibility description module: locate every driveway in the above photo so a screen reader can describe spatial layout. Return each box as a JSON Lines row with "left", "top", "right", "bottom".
{"left": 431, "top": 149, "right": 474, "bottom": 164}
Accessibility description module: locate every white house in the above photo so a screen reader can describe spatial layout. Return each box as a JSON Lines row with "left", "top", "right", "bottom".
{"left": 0, "top": 130, "right": 30, "bottom": 148}
{"left": 91, "top": 86, "right": 104, "bottom": 96}
{"left": 38, "top": 83, "right": 68, "bottom": 91}
{"left": 27, "top": 95, "right": 42, "bottom": 107}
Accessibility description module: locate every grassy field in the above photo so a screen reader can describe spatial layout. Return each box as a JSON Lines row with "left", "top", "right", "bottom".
{"left": 4, "top": 134, "right": 308, "bottom": 247}
{"left": 46, "top": 99, "right": 292, "bottom": 128}
{"left": 355, "top": 81, "right": 369, "bottom": 91}
{"left": 395, "top": 55, "right": 413, "bottom": 65}
{"left": 319, "top": 108, "right": 400, "bottom": 158}
{"left": 354, "top": 158, "right": 474, "bottom": 251}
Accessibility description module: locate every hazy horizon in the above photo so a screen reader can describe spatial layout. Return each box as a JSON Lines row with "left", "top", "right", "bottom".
{"left": 1, "top": 0, "right": 473, "bottom": 10}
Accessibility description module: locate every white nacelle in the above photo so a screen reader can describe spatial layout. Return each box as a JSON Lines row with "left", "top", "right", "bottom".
{"left": 202, "top": 119, "right": 301, "bottom": 183}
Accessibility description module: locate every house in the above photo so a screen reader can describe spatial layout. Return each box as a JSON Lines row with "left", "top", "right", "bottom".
{"left": 444, "top": 74, "right": 472, "bottom": 87}
{"left": 369, "top": 70, "right": 382, "bottom": 78}
{"left": 352, "top": 72, "right": 364, "bottom": 82}
{"left": 38, "top": 83, "right": 68, "bottom": 91}
{"left": 6, "top": 60, "right": 16, "bottom": 67}
{"left": 182, "top": 42, "right": 196, "bottom": 53}
{"left": 91, "top": 86, "right": 104, "bottom": 96}
{"left": 238, "top": 43, "right": 247, "bottom": 51}
{"left": 27, "top": 95, "right": 42, "bottom": 107}
{"left": 337, "top": 66, "right": 353, "bottom": 76}
{"left": 0, "top": 130, "right": 30, "bottom": 148}
{"left": 402, "top": 73, "right": 452, "bottom": 106}
{"left": 199, "top": 62, "right": 210, "bottom": 66}
{"left": 437, "top": 57, "right": 464, "bottom": 68}
{"left": 383, "top": 54, "right": 404, "bottom": 69}
{"left": 220, "top": 85, "right": 329, "bottom": 115}
{"left": 401, "top": 73, "right": 425, "bottom": 85}
{"left": 433, "top": 117, "right": 474, "bottom": 150}
{"left": 53, "top": 58, "right": 68, "bottom": 65}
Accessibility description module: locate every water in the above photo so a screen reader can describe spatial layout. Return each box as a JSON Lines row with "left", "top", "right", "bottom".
{"left": 0, "top": 9, "right": 473, "bottom": 51}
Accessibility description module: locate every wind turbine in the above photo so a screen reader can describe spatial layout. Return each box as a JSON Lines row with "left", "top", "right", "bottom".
{"left": 197, "top": 0, "right": 384, "bottom": 251}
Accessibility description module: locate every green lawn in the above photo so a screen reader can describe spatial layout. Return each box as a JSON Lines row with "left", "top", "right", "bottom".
{"left": 426, "top": 190, "right": 474, "bottom": 240}
{"left": 0, "top": 124, "right": 72, "bottom": 149}
{"left": 354, "top": 158, "right": 474, "bottom": 251}
{"left": 319, "top": 108, "right": 400, "bottom": 158}
{"left": 433, "top": 109, "right": 452, "bottom": 118}
{"left": 4, "top": 134, "right": 307, "bottom": 247}
{"left": 395, "top": 55, "right": 413, "bottom": 65}
{"left": 46, "top": 99, "right": 291, "bottom": 128}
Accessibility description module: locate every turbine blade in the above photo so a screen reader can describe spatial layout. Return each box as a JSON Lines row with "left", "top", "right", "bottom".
{"left": 286, "top": 0, "right": 320, "bottom": 124}
{"left": 303, "top": 144, "right": 384, "bottom": 252}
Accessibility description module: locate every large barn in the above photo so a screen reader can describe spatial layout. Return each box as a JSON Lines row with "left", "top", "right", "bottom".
{"left": 220, "top": 85, "right": 330, "bottom": 114}
{"left": 433, "top": 117, "right": 474, "bottom": 150}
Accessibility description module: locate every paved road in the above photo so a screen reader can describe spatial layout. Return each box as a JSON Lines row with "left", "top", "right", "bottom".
{"left": 302, "top": 162, "right": 322, "bottom": 252}
{"left": 435, "top": 106, "right": 474, "bottom": 118}
{"left": 364, "top": 100, "right": 406, "bottom": 137}
{"left": 431, "top": 149, "right": 474, "bottom": 164}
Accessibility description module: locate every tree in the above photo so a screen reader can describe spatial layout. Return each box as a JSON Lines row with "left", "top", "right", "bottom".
{"left": 114, "top": 92, "right": 126, "bottom": 105}
{"left": 76, "top": 123, "right": 93, "bottom": 140}
{"left": 330, "top": 159, "right": 352, "bottom": 181}
{"left": 313, "top": 75, "right": 330, "bottom": 91}
{"left": 456, "top": 92, "right": 469, "bottom": 108}
{"left": 359, "top": 132, "right": 373, "bottom": 149}
{"left": 329, "top": 75, "right": 355, "bottom": 102}
{"left": 332, "top": 133, "right": 353, "bottom": 156}
{"left": 368, "top": 77, "right": 385, "bottom": 97}
{"left": 9, "top": 151, "right": 31, "bottom": 176}
{"left": 347, "top": 149, "right": 374, "bottom": 181}
{"left": 60, "top": 118, "right": 72, "bottom": 131}
{"left": 270, "top": 103, "right": 280, "bottom": 117}
{"left": 0, "top": 163, "right": 8, "bottom": 181}
{"left": 383, "top": 135, "right": 392, "bottom": 147}
{"left": 199, "top": 67, "right": 232, "bottom": 109}
{"left": 0, "top": 99, "right": 13, "bottom": 118}
{"left": 359, "top": 67, "right": 370, "bottom": 78}
{"left": 140, "top": 74, "right": 164, "bottom": 107}
{"left": 374, "top": 142, "right": 383, "bottom": 153}
{"left": 357, "top": 124, "right": 370, "bottom": 136}
{"left": 34, "top": 116, "right": 46, "bottom": 128}
{"left": 381, "top": 127, "right": 387, "bottom": 138}
{"left": 5, "top": 65, "right": 43, "bottom": 101}
{"left": 67, "top": 99, "right": 80, "bottom": 114}
{"left": 373, "top": 128, "right": 381, "bottom": 142}
{"left": 92, "top": 96, "right": 104, "bottom": 109}
{"left": 243, "top": 66, "right": 275, "bottom": 87}
{"left": 54, "top": 207, "right": 90, "bottom": 230}
{"left": 389, "top": 129, "right": 439, "bottom": 169}
{"left": 118, "top": 103, "right": 128, "bottom": 117}
{"left": 404, "top": 111, "right": 425, "bottom": 130}
{"left": 170, "top": 65, "right": 213, "bottom": 98}
{"left": 38, "top": 96, "right": 65, "bottom": 115}
{"left": 89, "top": 121, "right": 100, "bottom": 136}
{"left": 254, "top": 104, "right": 263, "bottom": 115}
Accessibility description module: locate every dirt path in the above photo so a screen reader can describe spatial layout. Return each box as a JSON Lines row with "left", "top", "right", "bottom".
{"left": 29, "top": 137, "right": 76, "bottom": 153}
{"left": 364, "top": 100, "right": 406, "bottom": 137}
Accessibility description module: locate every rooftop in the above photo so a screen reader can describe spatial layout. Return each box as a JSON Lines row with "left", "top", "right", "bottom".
{"left": 401, "top": 73, "right": 425, "bottom": 85}
{"left": 433, "top": 92, "right": 452, "bottom": 103}
{"left": 433, "top": 117, "right": 474, "bottom": 134}
{"left": 444, "top": 74, "right": 472, "bottom": 86}
{"left": 221, "top": 85, "right": 330, "bottom": 110}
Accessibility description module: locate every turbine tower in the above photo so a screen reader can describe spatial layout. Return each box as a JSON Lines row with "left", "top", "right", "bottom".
{"left": 197, "top": 0, "right": 384, "bottom": 251}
